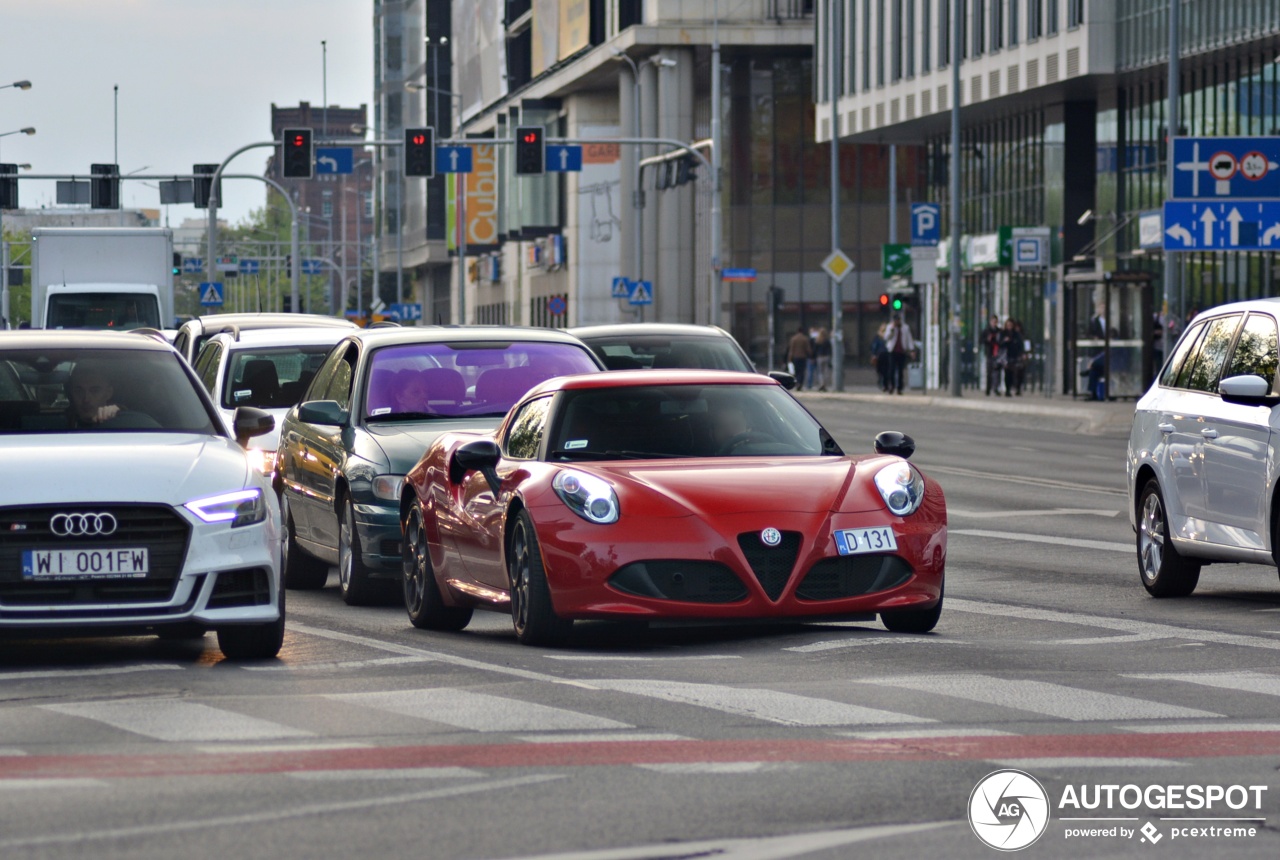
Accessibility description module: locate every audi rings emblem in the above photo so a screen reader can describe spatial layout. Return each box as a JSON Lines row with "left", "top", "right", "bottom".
{"left": 760, "top": 527, "right": 782, "bottom": 547}
{"left": 50, "top": 512, "right": 118, "bottom": 538}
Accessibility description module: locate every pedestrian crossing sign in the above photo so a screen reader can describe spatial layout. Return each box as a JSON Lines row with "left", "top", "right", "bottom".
{"left": 627, "top": 280, "right": 653, "bottom": 305}
{"left": 199, "top": 282, "right": 224, "bottom": 307}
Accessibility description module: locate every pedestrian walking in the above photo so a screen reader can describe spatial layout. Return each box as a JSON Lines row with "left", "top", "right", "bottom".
{"left": 982, "top": 314, "right": 1003, "bottom": 396}
{"left": 883, "top": 313, "right": 916, "bottom": 395}
{"left": 786, "top": 326, "right": 813, "bottom": 388}
{"left": 1000, "top": 318, "right": 1025, "bottom": 396}
{"left": 813, "top": 327, "right": 833, "bottom": 391}
{"left": 870, "top": 324, "right": 889, "bottom": 392}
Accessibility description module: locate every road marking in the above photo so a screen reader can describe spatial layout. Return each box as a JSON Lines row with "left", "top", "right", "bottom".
{"left": 634, "top": 762, "right": 799, "bottom": 774}
{"left": 0, "top": 778, "right": 107, "bottom": 790}
{"left": 325, "top": 688, "right": 631, "bottom": 733}
{"left": 1032, "top": 633, "right": 1173, "bottom": 645}
{"left": 924, "top": 464, "right": 1125, "bottom": 496}
{"left": 950, "top": 529, "right": 1132, "bottom": 552}
{"left": 0, "top": 664, "right": 184, "bottom": 682}
{"left": 949, "top": 597, "right": 1280, "bottom": 652}
{"left": 542, "top": 654, "right": 741, "bottom": 661}
{"left": 949, "top": 508, "right": 1120, "bottom": 519}
{"left": 993, "top": 758, "right": 1184, "bottom": 768}
{"left": 836, "top": 728, "right": 1017, "bottom": 740}
{"left": 1125, "top": 670, "right": 1280, "bottom": 698}
{"left": 197, "top": 742, "right": 372, "bottom": 755}
{"left": 242, "top": 656, "right": 435, "bottom": 672}
{"left": 1122, "top": 722, "right": 1280, "bottom": 734}
{"left": 42, "top": 700, "right": 313, "bottom": 743}
{"left": 0, "top": 774, "right": 563, "bottom": 849}
{"left": 287, "top": 767, "right": 482, "bottom": 781}
{"left": 860, "top": 674, "right": 1219, "bottom": 721}
{"left": 592, "top": 679, "right": 934, "bottom": 726}
{"left": 517, "top": 732, "right": 687, "bottom": 744}
{"left": 0, "top": 749, "right": 28, "bottom": 756}
{"left": 785, "top": 637, "right": 967, "bottom": 653}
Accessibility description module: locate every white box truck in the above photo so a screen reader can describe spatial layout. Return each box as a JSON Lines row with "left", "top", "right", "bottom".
{"left": 31, "top": 227, "right": 175, "bottom": 330}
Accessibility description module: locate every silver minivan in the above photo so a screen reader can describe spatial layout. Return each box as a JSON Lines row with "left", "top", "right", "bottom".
{"left": 1128, "top": 299, "right": 1280, "bottom": 596}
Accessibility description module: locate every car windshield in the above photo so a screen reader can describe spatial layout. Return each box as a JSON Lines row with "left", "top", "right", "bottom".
{"left": 364, "top": 341, "right": 599, "bottom": 421}
{"left": 0, "top": 347, "right": 219, "bottom": 435}
{"left": 586, "top": 334, "right": 753, "bottom": 371}
{"left": 549, "top": 383, "right": 841, "bottom": 460}
{"left": 224, "top": 346, "right": 334, "bottom": 410}
{"left": 45, "top": 293, "right": 162, "bottom": 330}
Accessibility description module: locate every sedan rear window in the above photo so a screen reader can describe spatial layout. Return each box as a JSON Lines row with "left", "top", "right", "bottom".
{"left": 585, "top": 335, "right": 753, "bottom": 372}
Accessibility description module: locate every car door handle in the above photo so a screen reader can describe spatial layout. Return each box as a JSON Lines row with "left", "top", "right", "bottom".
{"left": 1157, "top": 423, "right": 1175, "bottom": 434}
{"left": 1200, "top": 428, "right": 1219, "bottom": 440}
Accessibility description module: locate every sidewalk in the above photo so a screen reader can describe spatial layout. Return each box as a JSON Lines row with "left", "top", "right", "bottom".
{"left": 791, "top": 366, "right": 1136, "bottom": 435}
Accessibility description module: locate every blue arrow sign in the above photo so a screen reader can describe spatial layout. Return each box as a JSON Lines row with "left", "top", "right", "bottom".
{"left": 627, "top": 280, "right": 653, "bottom": 306}
{"left": 611, "top": 276, "right": 632, "bottom": 298}
{"left": 198, "top": 282, "right": 224, "bottom": 307}
{"left": 720, "top": 268, "right": 757, "bottom": 281}
{"left": 314, "top": 147, "right": 354, "bottom": 175}
{"left": 388, "top": 302, "right": 423, "bottom": 321}
{"left": 1162, "top": 200, "right": 1280, "bottom": 250}
{"left": 1172, "top": 137, "right": 1280, "bottom": 200}
{"left": 238, "top": 259, "right": 260, "bottom": 274}
{"left": 545, "top": 145, "right": 583, "bottom": 172}
{"left": 910, "top": 202, "right": 941, "bottom": 246}
{"left": 301, "top": 259, "right": 324, "bottom": 275}
{"left": 436, "top": 146, "right": 473, "bottom": 174}
{"left": 182, "top": 257, "right": 203, "bottom": 273}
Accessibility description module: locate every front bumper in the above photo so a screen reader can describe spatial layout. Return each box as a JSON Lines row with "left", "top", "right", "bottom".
{"left": 353, "top": 500, "right": 403, "bottom": 578}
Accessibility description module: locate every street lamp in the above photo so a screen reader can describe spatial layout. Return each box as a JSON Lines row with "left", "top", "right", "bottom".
{"left": 0, "top": 127, "right": 35, "bottom": 161}
{"left": 611, "top": 49, "right": 676, "bottom": 322}
{"left": 1, "top": 81, "right": 31, "bottom": 92}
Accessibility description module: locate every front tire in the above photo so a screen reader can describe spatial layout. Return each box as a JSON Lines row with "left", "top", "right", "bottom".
{"left": 508, "top": 510, "right": 572, "bottom": 646}
{"left": 403, "top": 504, "right": 472, "bottom": 631}
{"left": 339, "top": 496, "right": 396, "bottom": 606}
{"left": 881, "top": 577, "right": 943, "bottom": 633}
{"left": 282, "top": 496, "right": 330, "bottom": 590}
{"left": 1137, "top": 479, "right": 1200, "bottom": 597}
{"left": 218, "top": 588, "right": 285, "bottom": 660}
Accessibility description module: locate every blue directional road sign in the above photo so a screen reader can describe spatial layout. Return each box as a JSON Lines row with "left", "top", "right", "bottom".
{"left": 545, "top": 145, "right": 583, "bottom": 172}
{"left": 301, "top": 259, "right": 324, "bottom": 275}
{"left": 627, "top": 280, "right": 653, "bottom": 306}
{"left": 910, "top": 202, "right": 942, "bottom": 246}
{"left": 182, "top": 257, "right": 203, "bottom": 274}
{"left": 387, "top": 302, "right": 423, "bottom": 321}
{"left": 314, "top": 147, "right": 354, "bottom": 175}
{"left": 1172, "top": 137, "right": 1280, "bottom": 200}
{"left": 1162, "top": 200, "right": 1280, "bottom": 251}
{"left": 238, "top": 259, "right": 260, "bottom": 275}
{"left": 720, "top": 268, "right": 757, "bottom": 281}
{"left": 611, "top": 276, "right": 632, "bottom": 298}
{"left": 436, "top": 146, "right": 473, "bottom": 174}
{"left": 198, "top": 282, "right": 224, "bottom": 307}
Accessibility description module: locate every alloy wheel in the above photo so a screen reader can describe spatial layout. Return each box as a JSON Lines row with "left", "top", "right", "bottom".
{"left": 1138, "top": 491, "right": 1165, "bottom": 584}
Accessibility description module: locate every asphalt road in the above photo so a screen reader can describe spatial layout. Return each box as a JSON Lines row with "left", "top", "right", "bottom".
{"left": 1, "top": 397, "right": 1278, "bottom": 859}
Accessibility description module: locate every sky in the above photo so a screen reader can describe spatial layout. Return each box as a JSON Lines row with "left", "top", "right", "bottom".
{"left": 0, "top": 0, "right": 374, "bottom": 227}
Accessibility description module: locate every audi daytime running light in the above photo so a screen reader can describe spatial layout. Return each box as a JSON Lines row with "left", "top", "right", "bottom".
{"left": 185, "top": 488, "right": 266, "bottom": 527}
{"left": 553, "top": 470, "right": 619, "bottom": 524}
{"left": 874, "top": 462, "right": 924, "bottom": 516}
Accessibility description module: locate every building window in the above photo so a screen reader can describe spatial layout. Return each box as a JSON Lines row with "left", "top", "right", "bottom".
{"left": 991, "top": 0, "right": 1003, "bottom": 51}
{"left": 846, "top": 0, "right": 857, "bottom": 92}
{"left": 973, "top": 0, "right": 985, "bottom": 55}
{"left": 922, "top": 0, "right": 931, "bottom": 72}
{"left": 385, "top": 35, "right": 402, "bottom": 71}
{"left": 862, "top": 0, "right": 872, "bottom": 90}
{"left": 891, "top": 0, "right": 902, "bottom": 82}
{"left": 1067, "top": 0, "right": 1082, "bottom": 28}
{"left": 1010, "top": 0, "right": 1019, "bottom": 45}
{"left": 906, "top": 0, "right": 916, "bottom": 77}
{"left": 960, "top": 0, "right": 969, "bottom": 60}
{"left": 1028, "top": 0, "right": 1042, "bottom": 39}
{"left": 939, "top": 0, "right": 950, "bottom": 66}
{"left": 1046, "top": 0, "right": 1058, "bottom": 34}
{"left": 877, "top": 0, "right": 886, "bottom": 86}
{"left": 386, "top": 92, "right": 402, "bottom": 130}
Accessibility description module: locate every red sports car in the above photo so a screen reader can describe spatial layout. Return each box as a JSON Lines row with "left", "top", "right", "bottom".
{"left": 399, "top": 370, "right": 946, "bottom": 645}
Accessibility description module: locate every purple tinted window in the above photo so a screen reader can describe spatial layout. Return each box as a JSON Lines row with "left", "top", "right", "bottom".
{"left": 364, "top": 341, "right": 599, "bottom": 420}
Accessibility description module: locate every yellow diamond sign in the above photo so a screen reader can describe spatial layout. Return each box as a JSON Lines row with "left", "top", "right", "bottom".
{"left": 821, "top": 249, "right": 855, "bottom": 282}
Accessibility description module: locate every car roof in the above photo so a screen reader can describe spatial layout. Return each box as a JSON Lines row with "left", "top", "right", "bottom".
{"left": 537, "top": 369, "right": 777, "bottom": 393}
{"left": 1190, "top": 298, "right": 1280, "bottom": 323}
{"left": 187, "top": 313, "right": 356, "bottom": 335}
{"left": 567, "top": 323, "right": 738, "bottom": 340}
{"left": 343, "top": 325, "right": 597, "bottom": 349}
{"left": 0, "top": 330, "right": 176, "bottom": 353}
{"left": 204, "top": 327, "right": 354, "bottom": 350}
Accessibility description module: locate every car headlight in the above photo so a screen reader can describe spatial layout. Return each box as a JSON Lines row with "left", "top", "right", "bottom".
{"left": 553, "top": 470, "right": 619, "bottom": 524}
{"left": 248, "top": 448, "right": 276, "bottom": 475}
{"left": 874, "top": 462, "right": 925, "bottom": 516}
{"left": 185, "top": 488, "right": 266, "bottom": 528}
{"left": 372, "top": 475, "right": 405, "bottom": 502}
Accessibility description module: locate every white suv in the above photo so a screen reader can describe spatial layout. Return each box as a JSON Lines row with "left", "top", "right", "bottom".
{"left": 1128, "top": 299, "right": 1280, "bottom": 596}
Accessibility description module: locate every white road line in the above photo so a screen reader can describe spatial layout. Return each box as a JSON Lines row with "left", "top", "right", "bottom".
{"left": 949, "top": 508, "right": 1121, "bottom": 519}
{"left": 516, "top": 732, "right": 687, "bottom": 743}
{"left": 1032, "top": 633, "right": 1172, "bottom": 646}
{"left": 949, "top": 597, "right": 1280, "bottom": 652}
{"left": 42, "top": 700, "right": 314, "bottom": 743}
{"left": 993, "top": 758, "right": 1184, "bottom": 769}
{"left": 0, "top": 664, "right": 183, "bottom": 682}
{"left": 0, "top": 749, "right": 28, "bottom": 756}
{"left": 197, "top": 742, "right": 372, "bottom": 755}
{"left": 0, "top": 774, "right": 563, "bottom": 850}
{"left": 0, "top": 779, "right": 108, "bottom": 790}
{"left": 242, "top": 656, "right": 435, "bottom": 672}
{"left": 835, "top": 728, "right": 1017, "bottom": 740}
{"left": 785, "top": 637, "right": 966, "bottom": 653}
{"left": 325, "top": 688, "right": 631, "bottom": 733}
{"left": 859, "top": 674, "right": 1219, "bottom": 721}
{"left": 542, "top": 654, "right": 741, "bottom": 661}
{"left": 592, "top": 679, "right": 934, "bottom": 727}
{"left": 287, "top": 767, "right": 482, "bottom": 781}
{"left": 634, "top": 762, "right": 799, "bottom": 774}
{"left": 1122, "top": 722, "right": 1280, "bottom": 734}
{"left": 950, "top": 529, "right": 1132, "bottom": 552}
{"left": 1124, "top": 670, "right": 1280, "bottom": 698}
{"left": 924, "top": 464, "right": 1125, "bottom": 497}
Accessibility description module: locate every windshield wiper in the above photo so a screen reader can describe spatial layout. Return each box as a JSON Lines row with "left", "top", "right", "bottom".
{"left": 366, "top": 410, "right": 437, "bottom": 421}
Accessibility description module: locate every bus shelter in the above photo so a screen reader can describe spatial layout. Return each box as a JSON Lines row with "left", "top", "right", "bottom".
{"left": 1064, "top": 269, "right": 1154, "bottom": 400}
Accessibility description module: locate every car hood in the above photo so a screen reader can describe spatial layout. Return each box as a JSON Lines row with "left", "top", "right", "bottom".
{"left": 582, "top": 456, "right": 897, "bottom": 517}
{"left": 367, "top": 417, "right": 505, "bottom": 473}
{"left": 3, "top": 434, "right": 254, "bottom": 505}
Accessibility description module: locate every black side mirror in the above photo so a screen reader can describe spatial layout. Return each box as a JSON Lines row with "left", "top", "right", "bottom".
{"left": 769, "top": 370, "right": 798, "bottom": 390}
{"left": 874, "top": 430, "right": 915, "bottom": 460}
{"left": 449, "top": 439, "right": 502, "bottom": 493}
{"left": 233, "top": 406, "right": 275, "bottom": 448}
{"left": 297, "top": 399, "right": 349, "bottom": 426}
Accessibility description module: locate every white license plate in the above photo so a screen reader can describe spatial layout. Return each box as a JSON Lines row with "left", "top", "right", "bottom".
{"left": 834, "top": 527, "right": 897, "bottom": 556}
{"left": 21, "top": 548, "right": 149, "bottom": 579}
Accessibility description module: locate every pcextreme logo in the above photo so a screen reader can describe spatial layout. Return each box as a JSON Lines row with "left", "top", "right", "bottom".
{"left": 969, "top": 769, "right": 1051, "bottom": 851}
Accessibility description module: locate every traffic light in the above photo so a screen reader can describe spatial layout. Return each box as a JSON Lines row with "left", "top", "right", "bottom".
{"left": 192, "top": 164, "right": 220, "bottom": 208}
{"left": 404, "top": 127, "right": 435, "bottom": 177}
{"left": 172, "top": 252, "right": 181, "bottom": 277}
{"left": 514, "top": 126, "right": 545, "bottom": 175}
{"left": 674, "top": 154, "right": 699, "bottom": 186}
{"left": 285, "top": 254, "right": 292, "bottom": 277}
{"left": 90, "top": 163, "right": 119, "bottom": 209}
{"left": 879, "top": 293, "right": 891, "bottom": 310}
{"left": 0, "top": 164, "right": 17, "bottom": 210}
{"left": 282, "top": 128, "right": 313, "bottom": 178}
{"left": 892, "top": 295, "right": 904, "bottom": 311}
{"left": 767, "top": 286, "right": 783, "bottom": 314}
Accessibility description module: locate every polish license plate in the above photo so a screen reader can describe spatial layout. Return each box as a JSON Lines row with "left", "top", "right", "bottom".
{"left": 834, "top": 527, "right": 897, "bottom": 556}
{"left": 21, "top": 548, "right": 149, "bottom": 579}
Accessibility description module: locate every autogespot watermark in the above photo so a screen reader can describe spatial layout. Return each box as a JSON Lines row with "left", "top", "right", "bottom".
{"left": 968, "top": 770, "right": 1269, "bottom": 851}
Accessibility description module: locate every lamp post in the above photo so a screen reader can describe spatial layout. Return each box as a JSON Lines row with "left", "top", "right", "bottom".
{"left": 612, "top": 50, "right": 677, "bottom": 322}
{"left": 1, "top": 80, "right": 31, "bottom": 92}
{"left": 406, "top": 78, "right": 463, "bottom": 323}
{"left": 0, "top": 127, "right": 35, "bottom": 160}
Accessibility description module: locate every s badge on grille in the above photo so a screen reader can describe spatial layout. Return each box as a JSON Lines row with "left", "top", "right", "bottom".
{"left": 760, "top": 527, "right": 782, "bottom": 547}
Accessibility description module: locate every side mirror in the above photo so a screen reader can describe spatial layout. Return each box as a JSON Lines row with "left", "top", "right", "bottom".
{"left": 769, "top": 370, "right": 798, "bottom": 390}
{"left": 874, "top": 430, "right": 915, "bottom": 460}
{"left": 449, "top": 438, "right": 502, "bottom": 493}
{"left": 233, "top": 406, "right": 275, "bottom": 447}
{"left": 1219, "top": 374, "right": 1280, "bottom": 407}
{"left": 297, "top": 399, "right": 349, "bottom": 426}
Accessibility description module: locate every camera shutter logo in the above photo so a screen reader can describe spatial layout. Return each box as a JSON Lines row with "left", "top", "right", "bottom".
{"left": 50, "top": 513, "right": 118, "bottom": 538}
{"left": 969, "top": 769, "right": 1050, "bottom": 851}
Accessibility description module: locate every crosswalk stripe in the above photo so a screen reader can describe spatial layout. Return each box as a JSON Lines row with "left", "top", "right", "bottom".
{"left": 592, "top": 679, "right": 934, "bottom": 726}
{"left": 324, "top": 689, "right": 631, "bottom": 733}
{"left": 992, "top": 758, "right": 1184, "bottom": 769}
{"left": 1124, "top": 671, "right": 1280, "bottom": 698}
{"left": 1122, "top": 722, "right": 1280, "bottom": 734}
{"left": 42, "top": 700, "right": 313, "bottom": 743}
{"left": 859, "top": 675, "right": 1220, "bottom": 721}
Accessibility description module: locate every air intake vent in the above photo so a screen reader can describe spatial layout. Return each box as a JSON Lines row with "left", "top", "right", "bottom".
{"left": 906, "top": 94, "right": 916, "bottom": 119}
{"left": 922, "top": 89, "right": 932, "bottom": 114}
{"left": 1007, "top": 64, "right": 1020, "bottom": 93}
{"left": 875, "top": 102, "right": 885, "bottom": 127}
{"left": 988, "top": 69, "right": 1000, "bottom": 98}
{"left": 1026, "top": 59, "right": 1040, "bottom": 89}
{"left": 937, "top": 84, "right": 948, "bottom": 110}
{"left": 737, "top": 531, "right": 801, "bottom": 601}
{"left": 890, "top": 98, "right": 900, "bottom": 123}
{"left": 1066, "top": 47, "right": 1080, "bottom": 77}
{"left": 1046, "top": 53, "right": 1060, "bottom": 83}
{"left": 796, "top": 556, "right": 913, "bottom": 601}
{"left": 971, "top": 75, "right": 982, "bottom": 103}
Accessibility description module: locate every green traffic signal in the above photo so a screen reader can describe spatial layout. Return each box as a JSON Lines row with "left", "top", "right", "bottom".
{"left": 892, "top": 297, "right": 903, "bottom": 310}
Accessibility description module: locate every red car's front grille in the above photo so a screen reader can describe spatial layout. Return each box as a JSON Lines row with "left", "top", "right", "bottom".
{"left": 736, "top": 531, "right": 802, "bottom": 601}
{"left": 795, "top": 555, "right": 913, "bottom": 601}
{"left": 608, "top": 561, "right": 747, "bottom": 603}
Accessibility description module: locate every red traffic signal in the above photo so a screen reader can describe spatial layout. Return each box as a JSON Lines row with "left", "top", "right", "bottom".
{"left": 404, "top": 127, "right": 435, "bottom": 177}
{"left": 281, "top": 128, "right": 313, "bottom": 178}
{"left": 515, "top": 125, "right": 545, "bottom": 175}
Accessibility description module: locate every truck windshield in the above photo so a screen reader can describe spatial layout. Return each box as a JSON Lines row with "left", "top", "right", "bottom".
{"left": 46, "top": 294, "right": 162, "bottom": 330}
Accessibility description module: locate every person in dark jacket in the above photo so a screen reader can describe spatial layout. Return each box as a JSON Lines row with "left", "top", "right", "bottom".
{"left": 1000, "top": 318, "right": 1026, "bottom": 396}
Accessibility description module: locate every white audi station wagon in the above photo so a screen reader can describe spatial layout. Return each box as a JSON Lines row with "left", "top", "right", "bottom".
{"left": 1128, "top": 299, "right": 1280, "bottom": 596}
{"left": 0, "top": 330, "right": 285, "bottom": 658}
